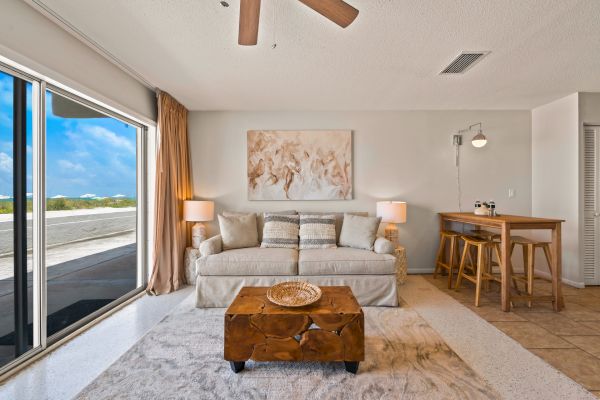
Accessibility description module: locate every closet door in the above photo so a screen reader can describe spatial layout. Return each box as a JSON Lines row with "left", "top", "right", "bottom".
{"left": 584, "top": 126, "right": 600, "bottom": 285}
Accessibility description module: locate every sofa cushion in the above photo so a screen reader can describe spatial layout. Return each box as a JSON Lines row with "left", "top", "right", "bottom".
{"left": 261, "top": 213, "right": 300, "bottom": 249}
{"left": 218, "top": 213, "right": 259, "bottom": 250}
{"left": 299, "top": 214, "right": 337, "bottom": 249}
{"left": 339, "top": 213, "right": 382, "bottom": 250}
{"left": 197, "top": 247, "right": 298, "bottom": 276}
{"left": 298, "top": 248, "right": 396, "bottom": 275}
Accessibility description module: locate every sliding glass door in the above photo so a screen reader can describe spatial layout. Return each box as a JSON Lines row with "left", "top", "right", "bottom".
{"left": 0, "top": 70, "right": 36, "bottom": 368}
{"left": 0, "top": 59, "right": 147, "bottom": 374}
{"left": 44, "top": 89, "right": 142, "bottom": 339}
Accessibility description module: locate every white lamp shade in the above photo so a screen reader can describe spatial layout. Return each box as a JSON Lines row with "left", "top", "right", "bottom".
{"left": 471, "top": 131, "right": 487, "bottom": 148}
{"left": 376, "top": 201, "right": 407, "bottom": 224}
{"left": 183, "top": 200, "right": 214, "bottom": 222}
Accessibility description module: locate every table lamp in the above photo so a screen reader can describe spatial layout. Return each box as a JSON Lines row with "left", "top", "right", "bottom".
{"left": 376, "top": 201, "right": 407, "bottom": 243}
{"left": 184, "top": 200, "right": 214, "bottom": 248}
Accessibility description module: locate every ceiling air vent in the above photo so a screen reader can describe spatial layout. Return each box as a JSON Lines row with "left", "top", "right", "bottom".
{"left": 440, "top": 52, "right": 489, "bottom": 74}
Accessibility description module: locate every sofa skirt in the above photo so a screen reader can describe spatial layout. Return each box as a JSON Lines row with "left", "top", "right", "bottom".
{"left": 195, "top": 274, "right": 399, "bottom": 308}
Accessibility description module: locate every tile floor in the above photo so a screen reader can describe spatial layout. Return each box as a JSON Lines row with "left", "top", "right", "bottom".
{"left": 424, "top": 274, "right": 600, "bottom": 397}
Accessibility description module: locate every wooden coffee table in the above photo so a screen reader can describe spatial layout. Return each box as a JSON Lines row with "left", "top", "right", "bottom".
{"left": 224, "top": 286, "right": 364, "bottom": 373}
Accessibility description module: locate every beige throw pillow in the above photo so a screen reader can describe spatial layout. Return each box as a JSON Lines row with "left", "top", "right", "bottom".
{"left": 339, "top": 213, "right": 381, "bottom": 250}
{"left": 217, "top": 213, "right": 259, "bottom": 250}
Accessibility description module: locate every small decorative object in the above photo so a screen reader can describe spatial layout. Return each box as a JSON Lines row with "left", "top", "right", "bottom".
{"left": 474, "top": 202, "right": 489, "bottom": 215}
{"left": 488, "top": 200, "right": 497, "bottom": 216}
{"left": 376, "top": 201, "right": 407, "bottom": 243}
{"left": 183, "top": 200, "right": 214, "bottom": 248}
{"left": 266, "top": 281, "right": 322, "bottom": 307}
{"left": 247, "top": 130, "right": 352, "bottom": 200}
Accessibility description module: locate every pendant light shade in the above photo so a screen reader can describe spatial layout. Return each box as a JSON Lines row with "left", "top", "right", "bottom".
{"left": 471, "top": 129, "right": 487, "bottom": 148}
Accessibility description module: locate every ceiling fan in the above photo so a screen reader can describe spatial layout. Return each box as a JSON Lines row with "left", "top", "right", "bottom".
{"left": 238, "top": 0, "right": 359, "bottom": 45}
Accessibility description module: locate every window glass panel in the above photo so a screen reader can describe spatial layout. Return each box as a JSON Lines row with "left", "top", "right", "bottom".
{"left": 45, "top": 90, "right": 139, "bottom": 338}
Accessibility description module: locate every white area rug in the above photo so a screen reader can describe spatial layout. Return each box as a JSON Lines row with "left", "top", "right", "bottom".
{"left": 76, "top": 294, "right": 499, "bottom": 399}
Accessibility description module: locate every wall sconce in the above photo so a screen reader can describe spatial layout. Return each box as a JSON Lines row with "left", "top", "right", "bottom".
{"left": 451, "top": 122, "right": 488, "bottom": 211}
{"left": 469, "top": 122, "right": 487, "bottom": 148}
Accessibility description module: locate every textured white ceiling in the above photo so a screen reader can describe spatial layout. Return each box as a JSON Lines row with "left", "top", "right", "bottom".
{"left": 37, "top": 0, "right": 600, "bottom": 110}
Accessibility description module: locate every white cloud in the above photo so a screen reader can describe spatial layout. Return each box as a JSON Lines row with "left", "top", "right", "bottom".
{"left": 84, "top": 126, "right": 135, "bottom": 154}
{"left": 26, "top": 193, "right": 33, "bottom": 198}
{"left": 113, "top": 194, "right": 126, "bottom": 198}
{"left": 58, "top": 159, "right": 85, "bottom": 172}
{"left": 80, "top": 193, "right": 96, "bottom": 198}
{"left": 0, "top": 194, "right": 11, "bottom": 200}
{"left": 51, "top": 194, "right": 66, "bottom": 199}
{"left": 0, "top": 152, "right": 12, "bottom": 173}
{"left": 0, "top": 78, "right": 12, "bottom": 106}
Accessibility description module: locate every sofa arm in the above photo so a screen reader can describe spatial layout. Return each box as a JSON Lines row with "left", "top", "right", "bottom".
{"left": 374, "top": 236, "right": 395, "bottom": 255}
{"left": 199, "top": 235, "right": 223, "bottom": 257}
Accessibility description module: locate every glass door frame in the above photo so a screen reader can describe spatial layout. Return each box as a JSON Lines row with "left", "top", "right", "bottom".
{"left": 0, "top": 59, "right": 149, "bottom": 378}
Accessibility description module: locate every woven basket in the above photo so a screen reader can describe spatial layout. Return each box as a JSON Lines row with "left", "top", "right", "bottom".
{"left": 267, "top": 281, "right": 322, "bottom": 307}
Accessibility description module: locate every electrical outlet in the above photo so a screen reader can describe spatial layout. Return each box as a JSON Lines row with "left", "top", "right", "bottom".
{"left": 508, "top": 188, "right": 516, "bottom": 198}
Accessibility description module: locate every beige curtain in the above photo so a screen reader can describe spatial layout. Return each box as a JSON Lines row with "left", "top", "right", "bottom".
{"left": 147, "top": 91, "right": 192, "bottom": 295}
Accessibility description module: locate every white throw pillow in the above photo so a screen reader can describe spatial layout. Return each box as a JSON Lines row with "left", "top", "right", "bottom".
{"left": 299, "top": 214, "right": 337, "bottom": 249}
{"left": 261, "top": 213, "right": 300, "bottom": 249}
{"left": 217, "top": 213, "right": 259, "bottom": 250}
{"left": 339, "top": 213, "right": 381, "bottom": 250}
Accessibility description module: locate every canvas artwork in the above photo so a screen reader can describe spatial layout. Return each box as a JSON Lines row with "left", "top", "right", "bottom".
{"left": 247, "top": 130, "right": 352, "bottom": 200}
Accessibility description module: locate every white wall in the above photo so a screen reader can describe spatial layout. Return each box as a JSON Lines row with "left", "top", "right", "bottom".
{"left": 0, "top": 0, "right": 156, "bottom": 122}
{"left": 189, "top": 110, "right": 531, "bottom": 272}
{"left": 532, "top": 92, "right": 600, "bottom": 287}
{"left": 532, "top": 94, "right": 580, "bottom": 285}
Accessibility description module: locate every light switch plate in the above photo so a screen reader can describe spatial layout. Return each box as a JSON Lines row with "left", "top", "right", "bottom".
{"left": 508, "top": 188, "right": 516, "bottom": 198}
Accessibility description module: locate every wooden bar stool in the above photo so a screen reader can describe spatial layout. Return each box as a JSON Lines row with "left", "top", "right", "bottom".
{"left": 434, "top": 230, "right": 461, "bottom": 288}
{"left": 510, "top": 236, "right": 553, "bottom": 307}
{"left": 454, "top": 236, "right": 502, "bottom": 306}
{"left": 469, "top": 229, "right": 500, "bottom": 241}
{"left": 469, "top": 229, "right": 501, "bottom": 290}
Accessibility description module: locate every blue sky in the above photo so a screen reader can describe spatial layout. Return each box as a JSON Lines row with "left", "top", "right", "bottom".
{"left": 0, "top": 71, "right": 137, "bottom": 199}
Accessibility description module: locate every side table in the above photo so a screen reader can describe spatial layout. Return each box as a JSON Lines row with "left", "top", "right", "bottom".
{"left": 395, "top": 245, "right": 407, "bottom": 285}
{"left": 184, "top": 247, "right": 201, "bottom": 285}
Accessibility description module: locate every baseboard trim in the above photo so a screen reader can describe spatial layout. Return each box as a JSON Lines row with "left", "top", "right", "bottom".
{"left": 535, "top": 269, "right": 585, "bottom": 288}
{"left": 408, "top": 267, "right": 435, "bottom": 274}
{"left": 408, "top": 267, "right": 586, "bottom": 288}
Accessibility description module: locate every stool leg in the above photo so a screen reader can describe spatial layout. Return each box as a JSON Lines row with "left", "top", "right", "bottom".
{"left": 434, "top": 235, "right": 445, "bottom": 279}
{"left": 475, "top": 245, "right": 485, "bottom": 307}
{"left": 447, "top": 236, "right": 456, "bottom": 289}
{"left": 455, "top": 243, "right": 470, "bottom": 290}
{"left": 527, "top": 244, "right": 535, "bottom": 308}
{"left": 519, "top": 243, "right": 529, "bottom": 294}
{"left": 542, "top": 244, "right": 553, "bottom": 275}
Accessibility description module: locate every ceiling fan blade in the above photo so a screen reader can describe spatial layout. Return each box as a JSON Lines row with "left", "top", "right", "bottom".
{"left": 239, "top": 0, "right": 261, "bottom": 45}
{"left": 297, "top": 0, "right": 359, "bottom": 28}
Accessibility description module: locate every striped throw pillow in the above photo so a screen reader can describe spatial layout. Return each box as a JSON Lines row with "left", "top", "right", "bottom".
{"left": 299, "top": 214, "right": 337, "bottom": 249}
{"left": 260, "top": 214, "right": 300, "bottom": 249}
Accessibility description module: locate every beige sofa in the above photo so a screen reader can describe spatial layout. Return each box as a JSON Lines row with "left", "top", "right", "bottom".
{"left": 195, "top": 213, "right": 400, "bottom": 307}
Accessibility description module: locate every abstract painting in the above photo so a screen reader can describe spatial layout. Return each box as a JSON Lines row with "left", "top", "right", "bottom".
{"left": 247, "top": 130, "right": 352, "bottom": 200}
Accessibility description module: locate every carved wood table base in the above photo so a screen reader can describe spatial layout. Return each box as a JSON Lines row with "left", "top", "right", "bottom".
{"left": 224, "top": 286, "right": 365, "bottom": 373}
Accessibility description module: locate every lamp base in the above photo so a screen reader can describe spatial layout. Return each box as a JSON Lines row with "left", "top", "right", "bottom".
{"left": 192, "top": 222, "right": 207, "bottom": 249}
{"left": 384, "top": 223, "right": 399, "bottom": 244}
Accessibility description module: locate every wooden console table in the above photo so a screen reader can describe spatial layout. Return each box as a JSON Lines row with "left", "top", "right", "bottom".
{"left": 439, "top": 212, "right": 565, "bottom": 312}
